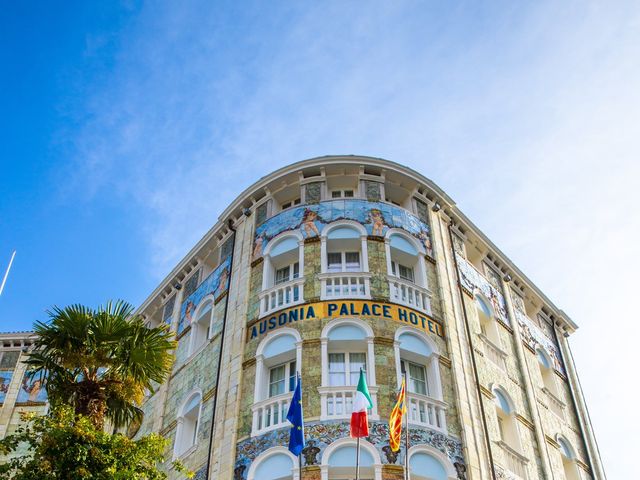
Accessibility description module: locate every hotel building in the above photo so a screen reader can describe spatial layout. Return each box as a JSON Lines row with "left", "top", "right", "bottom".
{"left": 0, "top": 156, "right": 605, "bottom": 480}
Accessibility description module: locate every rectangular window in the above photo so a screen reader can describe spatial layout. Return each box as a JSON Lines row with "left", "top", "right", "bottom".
{"left": 331, "top": 189, "right": 354, "bottom": 198}
{"left": 327, "top": 253, "right": 342, "bottom": 272}
{"left": 331, "top": 190, "right": 342, "bottom": 198}
{"left": 162, "top": 295, "right": 176, "bottom": 325}
{"left": 415, "top": 198, "right": 429, "bottom": 223}
{"left": 344, "top": 190, "right": 354, "bottom": 198}
{"left": 348, "top": 353, "right": 366, "bottom": 386}
{"left": 288, "top": 360, "right": 297, "bottom": 391}
{"left": 255, "top": 202, "right": 268, "bottom": 226}
{"left": 328, "top": 353, "right": 346, "bottom": 386}
{"left": 344, "top": 252, "right": 360, "bottom": 272}
{"left": 0, "top": 351, "right": 19, "bottom": 369}
{"left": 269, "top": 365, "right": 286, "bottom": 397}
{"left": 282, "top": 198, "right": 300, "bottom": 210}
{"left": 275, "top": 266, "right": 290, "bottom": 285}
{"left": 183, "top": 270, "right": 200, "bottom": 299}
{"left": 401, "top": 360, "right": 428, "bottom": 395}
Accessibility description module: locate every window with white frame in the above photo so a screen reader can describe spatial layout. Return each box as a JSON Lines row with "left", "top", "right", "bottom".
{"left": 386, "top": 233, "right": 430, "bottom": 313}
{"left": 476, "top": 295, "right": 502, "bottom": 347}
{"left": 189, "top": 301, "right": 213, "bottom": 356}
{"left": 327, "top": 251, "right": 361, "bottom": 272}
{"left": 558, "top": 437, "right": 580, "bottom": 480}
{"left": 493, "top": 387, "right": 522, "bottom": 453}
{"left": 174, "top": 392, "right": 201, "bottom": 457}
{"left": 253, "top": 332, "right": 300, "bottom": 435}
{"left": 281, "top": 198, "right": 301, "bottom": 210}
{"left": 401, "top": 360, "right": 428, "bottom": 396}
{"left": 395, "top": 330, "right": 446, "bottom": 431}
{"left": 331, "top": 189, "right": 354, "bottom": 199}
{"left": 537, "top": 349, "right": 560, "bottom": 398}
{"left": 268, "top": 360, "right": 297, "bottom": 397}
{"left": 391, "top": 262, "right": 414, "bottom": 282}
{"left": 275, "top": 262, "right": 299, "bottom": 285}
{"left": 261, "top": 235, "right": 304, "bottom": 315}
{"left": 328, "top": 352, "right": 366, "bottom": 386}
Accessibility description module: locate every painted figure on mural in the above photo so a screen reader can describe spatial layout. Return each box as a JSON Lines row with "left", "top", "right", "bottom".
{"left": 21, "top": 377, "right": 43, "bottom": 402}
{"left": 215, "top": 266, "right": 230, "bottom": 298}
{"left": 369, "top": 208, "right": 386, "bottom": 236}
{"left": 300, "top": 208, "right": 321, "bottom": 238}
{"left": 252, "top": 234, "right": 265, "bottom": 261}
{"left": 184, "top": 301, "right": 196, "bottom": 327}
{"left": 419, "top": 229, "right": 433, "bottom": 257}
{"left": 0, "top": 375, "right": 9, "bottom": 397}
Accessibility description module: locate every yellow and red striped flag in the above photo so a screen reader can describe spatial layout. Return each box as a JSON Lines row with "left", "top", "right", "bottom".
{"left": 388, "top": 377, "right": 407, "bottom": 452}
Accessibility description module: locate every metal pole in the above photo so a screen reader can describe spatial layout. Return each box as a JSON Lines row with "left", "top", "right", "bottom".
{"left": 404, "top": 372, "right": 410, "bottom": 480}
{"left": 355, "top": 436, "right": 360, "bottom": 480}
{"left": 299, "top": 453, "right": 302, "bottom": 480}
{"left": 0, "top": 250, "right": 16, "bottom": 297}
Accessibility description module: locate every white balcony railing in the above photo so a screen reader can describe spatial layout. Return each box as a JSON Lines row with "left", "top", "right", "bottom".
{"left": 318, "top": 385, "right": 378, "bottom": 420}
{"left": 387, "top": 276, "right": 431, "bottom": 314}
{"left": 319, "top": 272, "right": 371, "bottom": 300}
{"left": 259, "top": 278, "right": 305, "bottom": 316}
{"left": 251, "top": 391, "right": 293, "bottom": 436}
{"left": 497, "top": 441, "right": 529, "bottom": 479}
{"left": 478, "top": 333, "right": 508, "bottom": 371}
{"left": 406, "top": 392, "right": 447, "bottom": 433}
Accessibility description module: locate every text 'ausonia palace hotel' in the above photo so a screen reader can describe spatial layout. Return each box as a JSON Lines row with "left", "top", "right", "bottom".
{"left": 0, "top": 156, "right": 605, "bottom": 480}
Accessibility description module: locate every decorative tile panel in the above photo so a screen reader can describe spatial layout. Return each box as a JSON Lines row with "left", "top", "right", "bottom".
{"left": 234, "top": 420, "right": 465, "bottom": 479}
{"left": 163, "top": 295, "right": 176, "bottom": 326}
{"left": 364, "top": 180, "right": 382, "bottom": 201}
{"left": 305, "top": 182, "right": 322, "bottom": 204}
{"left": 455, "top": 254, "right": 510, "bottom": 326}
{"left": 0, "top": 370, "right": 13, "bottom": 403}
{"left": 178, "top": 256, "right": 232, "bottom": 335}
{"left": 253, "top": 199, "right": 433, "bottom": 260}
{"left": 513, "top": 308, "right": 565, "bottom": 375}
{"left": 16, "top": 374, "right": 48, "bottom": 404}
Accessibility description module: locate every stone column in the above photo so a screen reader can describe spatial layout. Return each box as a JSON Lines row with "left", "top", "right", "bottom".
{"left": 502, "top": 282, "right": 554, "bottom": 480}
{"left": 555, "top": 326, "right": 606, "bottom": 480}
{"left": 428, "top": 209, "right": 491, "bottom": 480}
{"left": 0, "top": 349, "right": 28, "bottom": 439}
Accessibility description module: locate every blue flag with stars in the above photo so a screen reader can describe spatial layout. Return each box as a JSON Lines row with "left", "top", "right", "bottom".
{"left": 286, "top": 374, "right": 305, "bottom": 456}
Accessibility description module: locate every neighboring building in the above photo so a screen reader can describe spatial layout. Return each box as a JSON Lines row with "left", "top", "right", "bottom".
{"left": 0, "top": 332, "right": 47, "bottom": 445}
{"left": 0, "top": 156, "right": 605, "bottom": 480}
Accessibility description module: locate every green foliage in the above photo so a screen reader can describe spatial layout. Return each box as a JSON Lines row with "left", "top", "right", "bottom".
{"left": 0, "top": 406, "right": 193, "bottom": 480}
{"left": 25, "top": 300, "right": 176, "bottom": 429}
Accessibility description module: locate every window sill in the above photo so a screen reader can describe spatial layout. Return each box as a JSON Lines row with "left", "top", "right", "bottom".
{"left": 173, "top": 442, "right": 198, "bottom": 461}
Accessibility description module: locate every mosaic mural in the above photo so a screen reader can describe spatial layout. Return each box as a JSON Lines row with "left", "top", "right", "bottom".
{"left": 234, "top": 420, "right": 464, "bottom": 479}
{"left": 253, "top": 199, "right": 433, "bottom": 260}
{"left": 513, "top": 308, "right": 565, "bottom": 374}
{"left": 177, "top": 255, "right": 232, "bottom": 335}
{"left": 455, "top": 254, "right": 510, "bottom": 326}
{"left": 16, "top": 374, "right": 47, "bottom": 404}
{"left": 0, "top": 371, "right": 13, "bottom": 403}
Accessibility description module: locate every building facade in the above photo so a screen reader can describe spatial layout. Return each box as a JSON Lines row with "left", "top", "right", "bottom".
{"left": 0, "top": 156, "right": 605, "bottom": 480}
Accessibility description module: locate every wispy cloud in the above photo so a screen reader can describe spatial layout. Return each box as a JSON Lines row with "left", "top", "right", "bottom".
{"left": 61, "top": 1, "right": 639, "bottom": 475}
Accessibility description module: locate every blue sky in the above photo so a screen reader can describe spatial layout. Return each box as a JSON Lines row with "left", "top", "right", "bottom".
{"left": 1, "top": 1, "right": 638, "bottom": 476}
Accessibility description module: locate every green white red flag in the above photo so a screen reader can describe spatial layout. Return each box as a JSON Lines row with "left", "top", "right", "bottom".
{"left": 350, "top": 369, "right": 373, "bottom": 438}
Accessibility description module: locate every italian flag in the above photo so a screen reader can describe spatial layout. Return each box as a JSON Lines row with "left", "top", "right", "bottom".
{"left": 350, "top": 369, "right": 373, "bottom": 438}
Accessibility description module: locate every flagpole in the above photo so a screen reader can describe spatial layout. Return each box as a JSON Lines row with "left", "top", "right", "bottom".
{"left": 298, "top": 372, "right": 302, "bottom": 480}
{"left": 404, "top": 372, "right": 410, "bottom": 480}
{"left": 355, "top": 435, "right": 360, "bottom": 480}
{"left": 0, "top": 250, "right": 16, "bottom": 297}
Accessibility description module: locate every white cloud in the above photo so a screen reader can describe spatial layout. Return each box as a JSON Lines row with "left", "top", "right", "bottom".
{"left": 65, "top": 0, "right": 639, "bottom": 475}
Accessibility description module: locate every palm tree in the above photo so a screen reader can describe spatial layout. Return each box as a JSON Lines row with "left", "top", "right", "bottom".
{"left": 25, "top": 300, "right": 176, "bottom": 430}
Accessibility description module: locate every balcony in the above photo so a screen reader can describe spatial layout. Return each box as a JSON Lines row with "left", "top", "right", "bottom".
{"left": 387, "top": 276, "right": 431, "bottom": 314}
{"left": 259, "top": 278, "right": 305, "bottom": 316}
{"left": 497, "top": 441, "right": 529, "bottom": 479}
{"left": 319, "top": 272, "right": 371, "bottom": 300}
{"left": 318, "top": 385, "right": 378, "bottom": 420}
{"left": 251, "top": 392, "right": 293, "bottom": 436}
{"left": 406, "top": 391, "right": 447, "bottom": 433}
{"left": 478, "top": 333, "right": 508, "bottom": 371}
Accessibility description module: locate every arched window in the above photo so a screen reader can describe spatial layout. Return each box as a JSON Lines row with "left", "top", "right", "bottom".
{"left": 394, "top": 329, "right": 446, "bottom": 432}
{"left": 385, "top": 231, "right": 431, "bottom": 314}
{"left": 537, "top": 348, "right": 565, "bottom": 419}
{"left": 321, "top": 438, "right": 382, "bottom": 480}
{"left": 557, "top": 437, "right": 580, "bottom": 480}
{"left": 261, "top": 234, "right": 304, "bottom": 315}
{"left": 476, "top": 293, "right": 506, "bottom": 370}
{"left": 247, "top": 447, "right": 297, "bottom": 480}
{"left": 174, "top": 391, "right": 202, "bottom": 458}
{"left": 320, "top": 223, "right": 370, "bottom": 299}
{"left": 319, "top": 319, "right": 377, "bottom": 420}
{"left": 408, "top": 446, "right": 457, "bottom": 480}
{"left": 492, "top": 385, "right": 528, "bottom": 479}
{"left": 252, "top": 329, "right": 302, "bottom": 435}
{"left": 188, "top": 299, "right": 214, "bottom": 356}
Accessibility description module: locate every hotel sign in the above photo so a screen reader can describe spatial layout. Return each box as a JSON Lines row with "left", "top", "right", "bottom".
{"left": 249, "top": 300, "right": 444, "bottom": 340}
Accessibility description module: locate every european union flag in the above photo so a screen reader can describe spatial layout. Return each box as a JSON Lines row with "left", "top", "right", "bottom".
{"left": 286, "top": 374, "right": 305, "bottom": 456}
